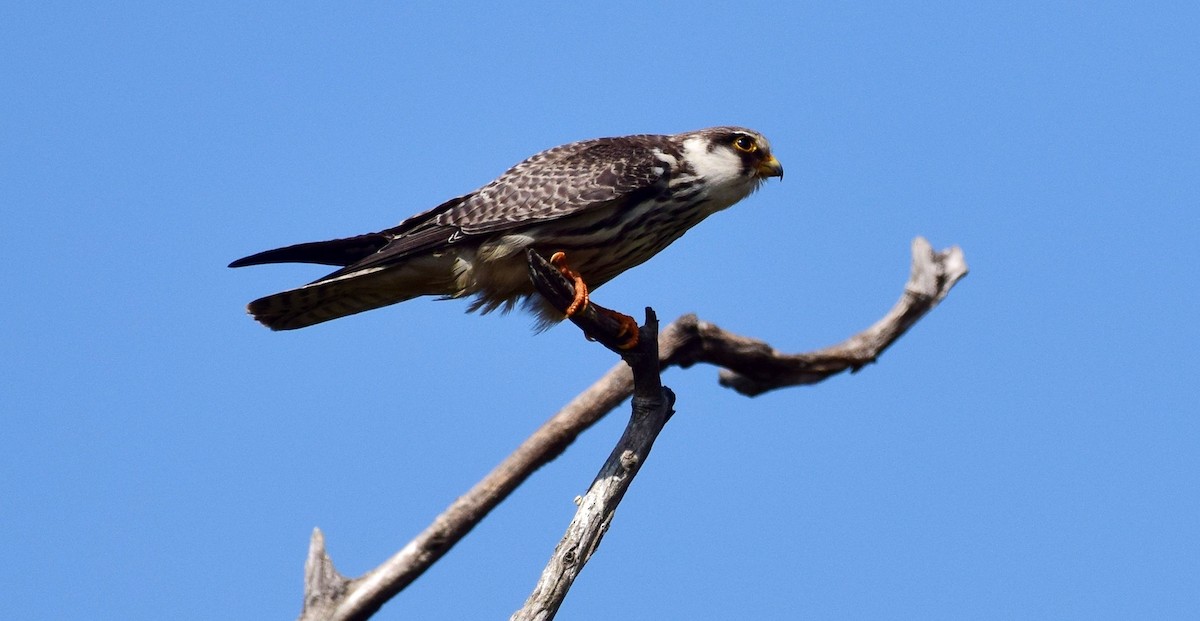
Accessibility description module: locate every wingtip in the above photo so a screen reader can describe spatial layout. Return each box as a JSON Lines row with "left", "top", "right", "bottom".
{"left": 228, "top": 249, "right": 281, "bottom": 268}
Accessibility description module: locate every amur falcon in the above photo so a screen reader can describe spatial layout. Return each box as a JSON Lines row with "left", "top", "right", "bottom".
{"left": 230, "top": 127, "right": 783, "bottom": 334}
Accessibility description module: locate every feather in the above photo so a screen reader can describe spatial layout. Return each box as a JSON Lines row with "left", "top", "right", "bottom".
{"left": 228, "top": 233, "right": 391, "bottom": 268}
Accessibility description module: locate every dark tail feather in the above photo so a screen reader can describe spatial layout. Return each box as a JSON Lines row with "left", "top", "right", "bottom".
{"left": 246, "top": 280, "right": 413, "bottom": 330}
{"left": 228, "top": 233, "right": 391, "bottom": 268}
{"left": 243, "top": 261, "right": 449, "bottom": 330}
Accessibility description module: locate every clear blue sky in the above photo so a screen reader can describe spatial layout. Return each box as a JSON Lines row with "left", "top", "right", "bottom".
{"left": 3, "top": 2, "right": 1197, "bottom": 619}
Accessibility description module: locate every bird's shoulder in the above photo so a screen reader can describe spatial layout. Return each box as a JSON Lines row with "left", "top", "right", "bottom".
{"left": 313, "top": 134, "right": 687, "bottom": 279}
{"left": 436, "top": 134, "right": 684, "bottom": 233}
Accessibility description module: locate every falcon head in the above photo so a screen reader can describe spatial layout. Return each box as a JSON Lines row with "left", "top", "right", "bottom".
{"left": 674, "top": 127, "right": 783, "bottom": 207}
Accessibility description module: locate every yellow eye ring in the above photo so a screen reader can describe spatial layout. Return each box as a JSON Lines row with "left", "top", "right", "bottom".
{"left": 733, "top": 135, "right": 758, "bottom": 153}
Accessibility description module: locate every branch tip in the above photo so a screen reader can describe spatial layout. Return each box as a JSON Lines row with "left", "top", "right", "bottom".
{"left": 299, "top": 528, "right": 354, "bottom": 621}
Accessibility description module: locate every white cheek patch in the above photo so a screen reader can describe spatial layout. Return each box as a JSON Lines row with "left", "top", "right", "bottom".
{"left": 679, "top": 135, "right": 759, "bottom": 212}
{"left": 681, "top": 136, "right": 745, "bottom": 186}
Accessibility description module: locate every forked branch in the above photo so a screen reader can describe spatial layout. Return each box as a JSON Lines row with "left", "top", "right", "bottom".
{"left": 296, "top": 237, "right": 968, "bottom": 621}
{"left": 510, "top": 308, "right": 674, "bottom": 621}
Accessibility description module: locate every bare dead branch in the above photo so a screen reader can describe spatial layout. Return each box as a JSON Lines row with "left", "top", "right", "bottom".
{"left": 663, "top": 237, "right": 969, "bottom": 395}
{"left": 511, "top": 309, "right": 675, "bottom": 621}
{"left": 296, "top": 365, "right": 635, "bottom": 621}
{"left": 296, "top": 237, "right": 968, "bottom": 621}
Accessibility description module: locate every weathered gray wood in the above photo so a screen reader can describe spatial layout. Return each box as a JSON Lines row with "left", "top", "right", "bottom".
{"left": 295, "top": 237, "right": 968, "bottom": 621}
{"left": 511, "top": 308, "right": 673, "bottom": 621}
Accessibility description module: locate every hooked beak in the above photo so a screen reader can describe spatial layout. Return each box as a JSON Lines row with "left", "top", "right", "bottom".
{"left": 756, "top": 155, "right": 784, "bottom": 180}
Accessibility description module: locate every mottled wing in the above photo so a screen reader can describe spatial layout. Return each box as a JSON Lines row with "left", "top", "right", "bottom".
{"left": 435, "top": 134, "right": 674, "bottom": 234}
{"left": 316, "top": 135, "right": 675, "bottom": 281}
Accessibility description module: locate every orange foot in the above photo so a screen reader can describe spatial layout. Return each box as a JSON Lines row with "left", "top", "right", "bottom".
{"left": 549, "top": 251, "right": 640, "bottom": 350}
{"left": 597, "top": 306, "right": 640, "bottom": 350}
{"left": 550, "top": 251, "right": 589, "bottom": 316}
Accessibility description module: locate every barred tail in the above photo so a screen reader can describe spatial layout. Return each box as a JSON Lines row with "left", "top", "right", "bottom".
{"left": 245, "top": 260, "right": 455, "bottom": 330}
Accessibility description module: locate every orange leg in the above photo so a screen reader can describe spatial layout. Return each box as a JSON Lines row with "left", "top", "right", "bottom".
{"left": 550, "top": 251, "right": 589, "bottom": 317}
{"left": 549, "top": 251, "right": 639, "bottom": 349}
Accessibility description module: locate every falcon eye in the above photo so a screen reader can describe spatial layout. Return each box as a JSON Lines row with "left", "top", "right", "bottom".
{"left": 732, "top": 135, "right": 758, "bottom": 153}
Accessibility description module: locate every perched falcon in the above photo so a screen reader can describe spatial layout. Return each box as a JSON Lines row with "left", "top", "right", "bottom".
{"left": 230, "top": 126, "right": 783, "bottom": 334}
